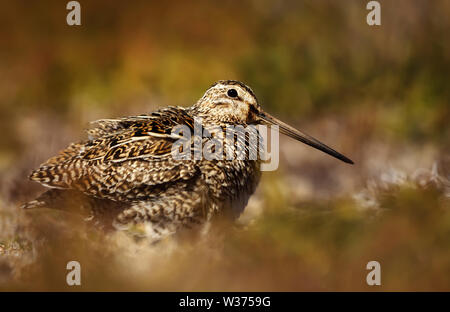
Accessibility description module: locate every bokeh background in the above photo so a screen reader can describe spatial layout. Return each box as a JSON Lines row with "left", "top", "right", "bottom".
{"left": 0, "top": 0, "right": 449, "bottom": 291}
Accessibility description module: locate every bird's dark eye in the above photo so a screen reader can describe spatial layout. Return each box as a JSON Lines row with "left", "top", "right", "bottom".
{"left": 227, "top": 89, "right": 238, "bottom": 98}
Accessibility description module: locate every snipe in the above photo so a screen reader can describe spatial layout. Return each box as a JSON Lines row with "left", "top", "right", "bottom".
{"left": 24, "top": 80, "right": 353, "bottom": 239}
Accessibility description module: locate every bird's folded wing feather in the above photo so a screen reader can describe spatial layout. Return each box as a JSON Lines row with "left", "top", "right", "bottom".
{"left": 30, "top": 107, "right": 197, "bottom": 201}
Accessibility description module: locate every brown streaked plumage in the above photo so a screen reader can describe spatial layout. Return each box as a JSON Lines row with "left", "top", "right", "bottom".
{"left": 24, "top": 80, "right": 353, "bottom": 240}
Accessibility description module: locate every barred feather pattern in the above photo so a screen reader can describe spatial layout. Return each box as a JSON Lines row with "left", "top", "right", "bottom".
{"left": 27, "top": 102, "right": 262, "bottom": 239}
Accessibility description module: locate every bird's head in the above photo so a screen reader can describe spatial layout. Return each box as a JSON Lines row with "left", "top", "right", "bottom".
{"left": 192, "top": 80, "right": 260, "bottom": 124}
{"left": 192, "top": 80, "right": 353, "bottom": 164}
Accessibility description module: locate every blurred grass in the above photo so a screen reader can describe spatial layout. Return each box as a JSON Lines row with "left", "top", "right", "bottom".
{"left": 1, "top": 172, "right": 449, "bottom": 291}
{"left": 0, "top": 0, "right": 450, "bottom": 291}
{"left": 0, "top": 1, "right": 449, "bottom": 161}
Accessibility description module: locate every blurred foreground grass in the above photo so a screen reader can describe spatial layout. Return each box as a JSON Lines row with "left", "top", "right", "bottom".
{"left": 1, "top": 163, "right": 449, "bottom": 291}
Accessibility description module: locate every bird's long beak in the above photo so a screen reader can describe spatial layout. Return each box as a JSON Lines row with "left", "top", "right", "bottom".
{"left": 258, "top": 111, "right": 354, "bottom": 164}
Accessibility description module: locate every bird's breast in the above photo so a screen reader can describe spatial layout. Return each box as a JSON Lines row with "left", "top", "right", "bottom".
{"left": 200, "top": 159, "right": 261, "bottom": 218}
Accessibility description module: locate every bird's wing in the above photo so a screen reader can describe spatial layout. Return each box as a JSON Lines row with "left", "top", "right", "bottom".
{"left": 30, "top": 106, "right": 198, "bottom": 201}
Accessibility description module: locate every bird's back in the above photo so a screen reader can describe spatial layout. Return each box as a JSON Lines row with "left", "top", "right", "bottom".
{"left": 29, "top": 106, "right": 199, "bottom": 202}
